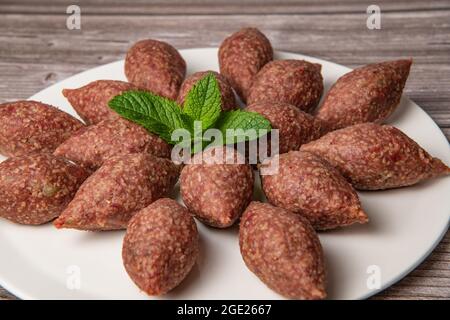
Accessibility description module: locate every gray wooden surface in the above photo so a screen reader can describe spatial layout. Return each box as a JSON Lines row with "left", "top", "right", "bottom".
{"left": 0, "top": 0, "right": 449, "bottom": 300}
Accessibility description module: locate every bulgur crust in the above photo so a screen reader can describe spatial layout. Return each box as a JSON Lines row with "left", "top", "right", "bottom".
{"left": 316, "top": 59, "right": 412, "bottom": 131}
{"left": 301, "top": 123, "right": 450, "bottom": 190}
{"left": 219, "top": 27, "right": 273, "bottom": 102}
{"left": 54, "top": 153, "right": 180, "bottom": 231}
{"left": 122, "top": 198, "right": 199, "bottom": 296}
{"left": 261, "top": 151, "right": 368, "bottom": 230}
{"left": 0, "top": 153, "right": 89, "bottom": 225}
{"left": 246, "top": 101, "right": 325, "bottom": 154}
{"left": 180, "top": 146, "right": 254, "bottom": 228}
{"left": 247, "top": 60, "right": 324, "bottom": 113}
{"left": 239, "top": 201, "right": 326, "bottom": 300}
{"left": 62, "top": 80, "right": 139, "bottom": 125}
{"left": 54, "top": 117, "right": 171, "bottom": 171}
{"left": 0, "top": 100, "right": 84, "bottom": 157}
{"left": 125, "top": 39, "right": 186, "bottom": 100}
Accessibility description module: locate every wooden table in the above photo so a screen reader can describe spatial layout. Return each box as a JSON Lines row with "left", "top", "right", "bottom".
{"left": 0, "top": 0, "right": 449, "bottom": 300}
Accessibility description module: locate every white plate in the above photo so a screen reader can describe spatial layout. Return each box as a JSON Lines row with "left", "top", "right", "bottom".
{"left": 0, "top": 49, "right": 449, "bottom": 300}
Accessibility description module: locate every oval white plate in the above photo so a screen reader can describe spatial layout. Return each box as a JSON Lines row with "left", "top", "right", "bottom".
{"left": 0, "top": 49, "right": 449, "bottom": 300}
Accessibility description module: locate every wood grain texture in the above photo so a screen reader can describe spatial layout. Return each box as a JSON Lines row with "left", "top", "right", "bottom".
{"left": 0, "top": 288, "right": 16, "bottom": 300}
{"left": 0, "top": 0, "right": 449, "bottom": 300}
{"left": 1, "top": 0, "right": 450, "bottom": 15}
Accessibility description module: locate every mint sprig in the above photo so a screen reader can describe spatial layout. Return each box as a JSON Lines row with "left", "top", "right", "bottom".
{"left": 183, "top": 72, "right": 221, "bottom": 130}
{"left": 109, "top": 72, "right": 271, "bottom": 151}
{"left": 109, "top": 91, "right": 188, "bottom": 142}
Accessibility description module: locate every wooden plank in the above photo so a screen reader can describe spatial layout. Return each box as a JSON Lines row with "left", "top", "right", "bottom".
{"left": 1, "top": 0, "right": 450, "bottom": 15}
{"left": 0, "top": 287, "right": 17, "bottom": 300}
{"left": 1, "top": 11, "right": 450, "bottom": 66}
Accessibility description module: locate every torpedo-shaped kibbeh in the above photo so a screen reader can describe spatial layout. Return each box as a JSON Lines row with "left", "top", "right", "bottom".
{"left": 301, "top": 123, "right": 450, "bottom": 190}
{"left": 0, "top": 100, "right": 84, "bottom": 157}
{"left": 124, "top": 39, "right": 186, "bottom": 100}
{"left": 54, "top": 153, "right": 180, "bottom": 230}
{"left": 245, "top": 101, "right": 325, "bottom": 154}
{"left": 247, "top": 60, "right": 324, "bottom": 113}
{"left": 315, "top": 59, "right": 412, "bottom": 131}
{"left": 240, "top": 201, "right": 327, "bottom": 299}
{"left": 122, "top": 198, "right": 199, "bottom": 296}
{"left": 180, "top": 146, "right": 254, "bottom": 228}
{"left": 0, "top": 153, "right": 89, "bottom": 225}
{"left": 54, "top": 117, "right": 171, "bottom": 171}
{"left": 62, "top": 80, "right": 140, "bottom": 125}
{"left": 218, "top": 27, "right": 273, "bottom": 102}
{"left": 261, "top": 151, "right": 368, "bottom": 230}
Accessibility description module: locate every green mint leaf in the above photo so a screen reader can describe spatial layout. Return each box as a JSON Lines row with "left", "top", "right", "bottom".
{"left": 182, "top": 72, "right": 222, "bottom": 130}
{"left": 109, "top": 90, "right": 187, "bottom": 144}
{"left": 215, "top": 110, "right": 272, "bottom": 145}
